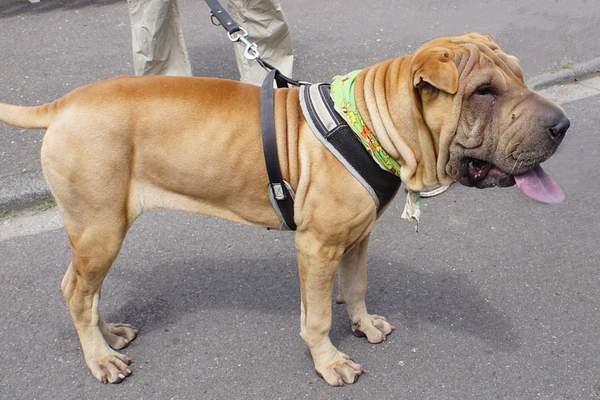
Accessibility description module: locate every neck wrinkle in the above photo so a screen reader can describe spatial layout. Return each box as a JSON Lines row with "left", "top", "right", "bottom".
{"left": 355, "top": 60, "right": 417, "bottom": 179}
{"left": 380, "top": 58, "right": 423, "bottom": 180}
{"left": 354, "top": 58, "right": 441, "bottom": 191}
{"left": 363, "top": 62, "right": 402, "bottom": 160}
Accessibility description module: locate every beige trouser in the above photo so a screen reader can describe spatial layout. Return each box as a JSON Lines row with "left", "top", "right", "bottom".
{"left": 126, "top": 0, "right": 293, "bottom": 85}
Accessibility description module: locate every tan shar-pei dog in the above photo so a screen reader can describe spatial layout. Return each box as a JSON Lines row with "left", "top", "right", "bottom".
{"left": 0, "top": 33, "right": 569, "bottom": 385}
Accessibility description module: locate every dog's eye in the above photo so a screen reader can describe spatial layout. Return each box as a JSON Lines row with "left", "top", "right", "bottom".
{"left": 474, "top": 84, "right": 495, "bottom": 96}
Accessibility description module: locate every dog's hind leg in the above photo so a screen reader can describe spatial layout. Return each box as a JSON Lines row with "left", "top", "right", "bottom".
{"left": 41, "top": 118, "right": 142, "bottom": 381}
{"left": 63, "top": 261, "right": 138, "bottom": 352}
{"left": 60, "top": 219, "right": 134, "bottom": 384}
{"left": 338, "top": 235, "right": 394, "bottom": 344}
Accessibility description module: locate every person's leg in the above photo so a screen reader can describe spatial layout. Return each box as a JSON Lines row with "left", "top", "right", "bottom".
{"left": 126, "top": 0, "right": 192, "bottom": 76}
{"left": 227, "top": 0, "right": 294, "bottom": 85}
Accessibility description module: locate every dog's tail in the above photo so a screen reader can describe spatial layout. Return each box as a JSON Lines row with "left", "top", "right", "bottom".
{"left": 0, "top": 100, "right": 59, "bottom": 129}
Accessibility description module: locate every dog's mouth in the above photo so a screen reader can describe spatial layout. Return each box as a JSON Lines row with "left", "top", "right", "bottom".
{"left": 458, "top": 157, "right": 565, "bottom": 203}
{"left": 459, "top": 157, "right": 515, "bottom": 188}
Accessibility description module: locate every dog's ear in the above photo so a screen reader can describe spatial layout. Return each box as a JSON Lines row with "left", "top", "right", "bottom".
{"left": 412, "top": 47, "right": 459, "bottom": 95}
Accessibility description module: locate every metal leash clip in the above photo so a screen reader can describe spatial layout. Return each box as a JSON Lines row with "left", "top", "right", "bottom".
{"left": 227, "top": 26, "right": 260, "bottom": 60}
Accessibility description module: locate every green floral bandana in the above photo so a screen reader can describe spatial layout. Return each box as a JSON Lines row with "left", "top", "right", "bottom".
{"left": 330, "top": 69, "right": 403, "bottom": 177}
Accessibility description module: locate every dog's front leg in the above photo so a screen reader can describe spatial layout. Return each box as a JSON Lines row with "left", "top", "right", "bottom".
{"left": 296, "top": 231, "right": 364, "bottom": 386}
{"left": 339, "top": 236, "right": 395, "bottom": 343}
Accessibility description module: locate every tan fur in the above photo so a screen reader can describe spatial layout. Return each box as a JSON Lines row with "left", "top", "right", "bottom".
{"left": 0, "top": 33, "right": 556, "bottom": 386}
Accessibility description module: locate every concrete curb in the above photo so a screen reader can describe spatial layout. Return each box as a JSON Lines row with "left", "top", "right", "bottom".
{"left": 1, "top": 56, "right": 600, "bottom": 218}
{"left": 529, "top": 56, "right": 600, "bottom": 90}
{"left": 0, "top": 171, "right": 52, "bottom": 218}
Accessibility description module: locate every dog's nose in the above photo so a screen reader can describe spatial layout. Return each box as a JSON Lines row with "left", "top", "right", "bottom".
{"left": 548, "top": 115, "right": 570, "bottom": 140}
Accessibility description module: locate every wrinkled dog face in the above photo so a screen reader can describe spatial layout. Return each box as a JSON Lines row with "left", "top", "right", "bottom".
{"left": 415, "top": 33, "right": 570, "bottom": 190}
{"left": 452, "top": 40, "right": 569, "bottom": 189}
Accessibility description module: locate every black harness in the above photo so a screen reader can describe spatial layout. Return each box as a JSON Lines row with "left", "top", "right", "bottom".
{"left": 205, "top": 0, "right": 401, "bottom": 231}
{"left": 261, "top": 74, "right": 401, "bottom": 230}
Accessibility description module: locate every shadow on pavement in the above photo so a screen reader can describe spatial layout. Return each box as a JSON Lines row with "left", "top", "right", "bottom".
{"left": 108, "top": 254, "right": 520, "bottom": 352}
{"left": 368, "top": 258, "right": 521, "bottom": 352}
{"left": 0, "top": 0, "right": 122, "bottom": 18}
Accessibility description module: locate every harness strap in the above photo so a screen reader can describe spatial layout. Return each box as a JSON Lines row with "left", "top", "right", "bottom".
{"left": 203, "top": 0, "right": 304, "bottom": 230}
{"left": 261, "top": 69, "right": 297, "bottom": 230}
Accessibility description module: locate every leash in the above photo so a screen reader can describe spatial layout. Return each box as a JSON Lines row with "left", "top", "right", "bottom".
{"left": 204, "top": 0, "right": 307, "bottom": 87}
{"left": 204, "top": 0, "right": 305, "bottom": 229}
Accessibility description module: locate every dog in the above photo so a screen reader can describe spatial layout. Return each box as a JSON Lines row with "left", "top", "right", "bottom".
{"left": 0, "top": 33, "right": 569, "bottom": 386}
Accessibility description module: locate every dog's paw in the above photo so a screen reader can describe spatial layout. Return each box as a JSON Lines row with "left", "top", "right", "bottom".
{"left": 316, "top": 353, "right": 364, "bottom": 386}
{"left": 100, "top": 322, "right": 139, "bottom": 350}
{"left": 351, "top": 314, "right": 395, "bottom": 343}
{"left": 87, "top": 350, "right": 133, "bottom": 384}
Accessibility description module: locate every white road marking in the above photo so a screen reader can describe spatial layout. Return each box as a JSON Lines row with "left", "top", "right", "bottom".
{"left": 0, "top": 208, "right": 63, "bottom": 242}
{"left": 537, "top": 75, "right": 600, "bottom": 105}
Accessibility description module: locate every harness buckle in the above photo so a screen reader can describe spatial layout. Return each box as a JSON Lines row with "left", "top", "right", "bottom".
{"left": 271, "top": 183, "right": 286, "bottom": 200}
{"left": 227, "top": 26, "right": 247, "bottom": 42}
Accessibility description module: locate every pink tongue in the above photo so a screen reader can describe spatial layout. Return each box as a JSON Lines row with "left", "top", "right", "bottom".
{"left": 514, "top": 166, "right": 565, "bottom": 204}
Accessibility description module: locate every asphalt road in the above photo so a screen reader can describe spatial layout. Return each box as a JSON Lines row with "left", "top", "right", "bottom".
{"left": 1, "top": 0, "right": 600, "bottom": 178}
{"left": 1, "top": 92, "right": 599, "bottom": 398}
{"left": 1, "top": 1, "right": 600, "bottom": 399}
